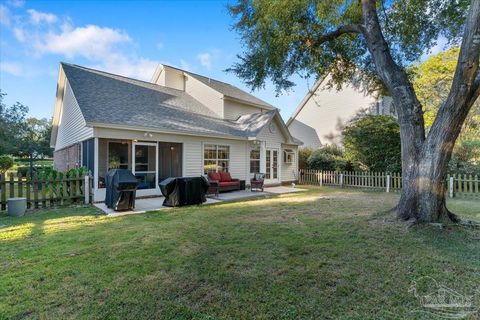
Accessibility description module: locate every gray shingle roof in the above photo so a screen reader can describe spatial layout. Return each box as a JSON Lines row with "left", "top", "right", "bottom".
{"left": 162, "top": 64, "right": 275, "bottom": 109}
{"left": 61, "top": 63, "right": 279, "bottom": 140}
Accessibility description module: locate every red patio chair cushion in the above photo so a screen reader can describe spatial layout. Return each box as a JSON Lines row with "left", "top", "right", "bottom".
{"left": 219, "top": 172, "right": 232, "bottom": 182}
{"left": 208, "top": 172, "right": 221, "bottom": 182}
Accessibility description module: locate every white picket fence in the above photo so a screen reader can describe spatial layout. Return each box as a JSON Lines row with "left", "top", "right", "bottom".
{"left": 298, "top": 170, "right": 480, "bottom": 198}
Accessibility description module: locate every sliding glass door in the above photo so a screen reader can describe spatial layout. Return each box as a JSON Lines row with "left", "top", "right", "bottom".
{"left": 132, "top": 142, "right": 157, "bottom": 190}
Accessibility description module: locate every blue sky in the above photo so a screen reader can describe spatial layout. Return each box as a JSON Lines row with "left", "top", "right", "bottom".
{"left": 0, "top": 0, "right": 311, "bottom": 121}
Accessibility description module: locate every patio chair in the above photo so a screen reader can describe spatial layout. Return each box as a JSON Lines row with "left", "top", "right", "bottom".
{"left": 250, "top": 173, "right": 265, "bottom": 192}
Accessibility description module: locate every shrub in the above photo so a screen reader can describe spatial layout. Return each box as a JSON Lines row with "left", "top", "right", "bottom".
{"left": 17, "top": 165, "right": 37, "bottom": 177}
{"left": 298, "top": 148, "right": 314, "bottom": 170}
{"left": 343, "top": 115, "right": 401, "bottom": 172}
{"left": 307, "top": 145, "right": 354, "bottom": 171}
{"left": 0, "top": 155, "right": 14, "bottom": 174}
{"left": 307, "top": 150, "right": 338, "bottom": 170}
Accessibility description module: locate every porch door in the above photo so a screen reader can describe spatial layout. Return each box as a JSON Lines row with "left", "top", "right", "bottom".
{"left": 265, "top": 149, "right": 279, "bottom": 184}
{"left": 158, "top": 142, "right": 183, "bottom": 182}
{"left": 132, "top": 142, "right": 157, "bottom": 190}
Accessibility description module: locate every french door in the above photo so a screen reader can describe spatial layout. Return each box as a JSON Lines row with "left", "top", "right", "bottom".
{"left": 132, "top": 142, "right": 157, "bottom": 190}
{"left": 265, "top": 149, "right": 279, "bottom": 184}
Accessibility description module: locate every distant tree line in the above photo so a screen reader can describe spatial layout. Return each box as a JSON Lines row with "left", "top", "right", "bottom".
{"left": 0, "top": 90, "right": 53, "bottom": 174}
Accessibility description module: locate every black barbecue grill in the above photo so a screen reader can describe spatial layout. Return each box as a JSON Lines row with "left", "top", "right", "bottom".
{"left": 105, "top": 169, "right": 138, "bottom": 211}
{"left": 159, "top": 176, "right": 209, "bottom": 207}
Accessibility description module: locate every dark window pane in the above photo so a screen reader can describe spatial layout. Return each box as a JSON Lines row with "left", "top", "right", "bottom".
{"left": 108, "top": 142, "right": 129, "bottom": 170}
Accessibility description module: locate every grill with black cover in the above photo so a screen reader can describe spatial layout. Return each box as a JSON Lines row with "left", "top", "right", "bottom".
{"left": 105, "top": 169, "right": 138, "bottom": 211}
{"left": 159, "top": 177, "right": 209, "bottom": 207}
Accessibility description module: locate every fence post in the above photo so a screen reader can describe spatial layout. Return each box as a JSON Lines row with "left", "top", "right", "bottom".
{"left": 84, "top": 175, "right": 90, "bottom": 204}
{"left": 449, "top": 176, "right": 454, "bottom": 198}
{"left": 339, "top": 173, "right": 344, "bottom": 188}
{"left": 386, "top": 174, "right": 391, "bottom": 193}
{"left": 319, "top": 171, "right": 323, "bottom": 187}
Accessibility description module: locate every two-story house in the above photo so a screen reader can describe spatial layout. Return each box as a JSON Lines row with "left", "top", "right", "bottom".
{"left": 287, "top": 75, "right": 395, "bottom": 149}
{"left": 50, "top": 63, "right": 301, "bottom": 201}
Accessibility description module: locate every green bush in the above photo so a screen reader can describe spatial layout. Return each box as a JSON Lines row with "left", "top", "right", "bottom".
{"left": 307, "top": 145, "right": 354, "bottom": 171}
{"left": 0, "top": 155, "right": 14, "bottom": 174}
{"left": 343, "top": 115, "right": 401, "bottom": 172}
{"left": 17, "top": 166, "right": 37, "bottom": 177}
{"left": 298, "top": 148, "right": 314, "bottom": 170}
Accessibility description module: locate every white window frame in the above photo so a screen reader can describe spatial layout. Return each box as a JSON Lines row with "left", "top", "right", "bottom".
{"left": 250, "top": 145, "right": 261, "bottom": 174}
{"left": 203, "top": 143, "right": 230, "bottom": 173}
{"left": 283, "top": 149, "right": 295, "bottom": 164}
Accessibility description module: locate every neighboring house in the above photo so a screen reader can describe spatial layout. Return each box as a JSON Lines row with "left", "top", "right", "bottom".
{"left": 50, "top": 63, "right": 300, "bottom": 202}
{"left": 287, "top": 75, "right": 395, "bottom": 149}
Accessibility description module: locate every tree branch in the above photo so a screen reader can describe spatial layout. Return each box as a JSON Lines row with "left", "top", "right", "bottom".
{"left": 307, "top": 24, "right": 362, "bottom": 47}
{"left": 427, "top": 0, "right": 480, "bottom": 144}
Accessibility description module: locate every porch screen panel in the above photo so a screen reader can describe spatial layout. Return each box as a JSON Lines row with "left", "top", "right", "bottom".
{"left": 108, "top": 142, "right": 129, "bottom": 170}
{"left": 134, "top": 145, "right": 156, "bottom": 189}
{"left": 82, "top": 138, "right": 94, "bottom": 175}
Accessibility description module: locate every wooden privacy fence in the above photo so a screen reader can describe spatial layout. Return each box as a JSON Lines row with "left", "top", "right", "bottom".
{"left": 0, "top": 173, "right": 93, "bottom": 211}
{"left": 298, "top": 170, "right": 479, "bottom": 198}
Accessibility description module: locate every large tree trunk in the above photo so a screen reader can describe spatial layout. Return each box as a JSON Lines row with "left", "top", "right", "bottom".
{"left": 360, "top": 0, "right": 480, "bottom": 223}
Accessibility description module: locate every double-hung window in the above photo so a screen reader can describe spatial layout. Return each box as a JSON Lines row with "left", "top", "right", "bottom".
{"left": 204, "top": 144, "right": 230, "bottom": 173}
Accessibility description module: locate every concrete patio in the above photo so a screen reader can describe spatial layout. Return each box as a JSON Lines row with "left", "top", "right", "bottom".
{"left": 94, "top": 186, "right": 305, "bottom": 217}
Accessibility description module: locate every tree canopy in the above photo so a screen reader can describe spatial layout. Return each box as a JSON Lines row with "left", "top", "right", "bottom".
{"left": 228, "top": 0, "right": 470, "bottom": 93}
{"left": 411, "top": 47, "right": 480, "bottom": 174}
{"left": 229, "top": 0, "right": 480, "bottom": 222}
{"left": 0, "top": 91, "right": 52, "bottom": 159}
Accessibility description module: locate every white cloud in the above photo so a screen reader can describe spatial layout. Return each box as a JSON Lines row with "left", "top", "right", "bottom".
{"left": 34, "top": 24, "right": 131, "bottom": 59}
{"left": 13, "top": 27, "right": 25, "bottom": 42}
{"left": 0, "top": 5, "right": 10, "bottom": 26}
{"left": 421, "top": 36, "right": 449, "bottom": 60}
{"left": 93, "top": 53, "right": 159, "bottom": 81}
{"left": 197, "top": 52, "right": 212, "bottom": 69}
{"left": 2, "top": 8, "right": 160, "bottom": 81}
{"left": 27, "top": 9, "right": 57, "bottom": 24}
{"left": 0, "top": 61, "right": 23, "bottom": 76}
{"left": 7, "top": 0, "right": 25, "bottom": 8}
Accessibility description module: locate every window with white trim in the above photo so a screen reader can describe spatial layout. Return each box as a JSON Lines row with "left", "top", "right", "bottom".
{"left": 204, "top": 144, "right": 230, "bottom": 173}
{"left": 250, "top": 145, "right": 260, "bottom": 173}
{"left": 283, "top": 149, "right": 295, "bottom": 164}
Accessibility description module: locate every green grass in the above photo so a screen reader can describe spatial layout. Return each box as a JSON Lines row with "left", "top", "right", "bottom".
{"left": 0, "top": 187, "right": 479, "bottom": 319}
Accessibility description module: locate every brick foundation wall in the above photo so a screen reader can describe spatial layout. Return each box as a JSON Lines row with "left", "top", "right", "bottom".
{"left": 53, "top": 143, "right": 81, "bottom": 172}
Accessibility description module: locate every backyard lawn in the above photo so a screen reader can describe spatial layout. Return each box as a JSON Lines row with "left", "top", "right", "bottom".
{"left": 0, "top": 187, "right": 479, "bottom": 319}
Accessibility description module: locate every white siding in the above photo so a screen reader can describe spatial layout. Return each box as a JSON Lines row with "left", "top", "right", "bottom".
{"left": 152, "top": 67, "right": 185, "bottom": 91}
{"left": 55, "top": 80, "right": 93, "bottom": 150}
{"left": 288, "top": 76, "right": 377, "bottom": 148}
{"left": 223, "top": 99, "right": 264, "bottom": 120}
{"left": 93, "top": 128, "right": 250, "bottom": 200}
{"left": 257, "top": 119, "right": 285, "bottom": 148}
{"left": 185, "top": 75, "right": 224, "bottom": 118}
{"left": 281, "top": 145, "right": 298, "bottom": 182}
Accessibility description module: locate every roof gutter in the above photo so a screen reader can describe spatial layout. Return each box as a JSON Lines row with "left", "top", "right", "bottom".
{"left": 223, "top": 96, "right": 276, "bottom": 110}
{"left": 86, "top": 122, "right": 251, "bottom": 141}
